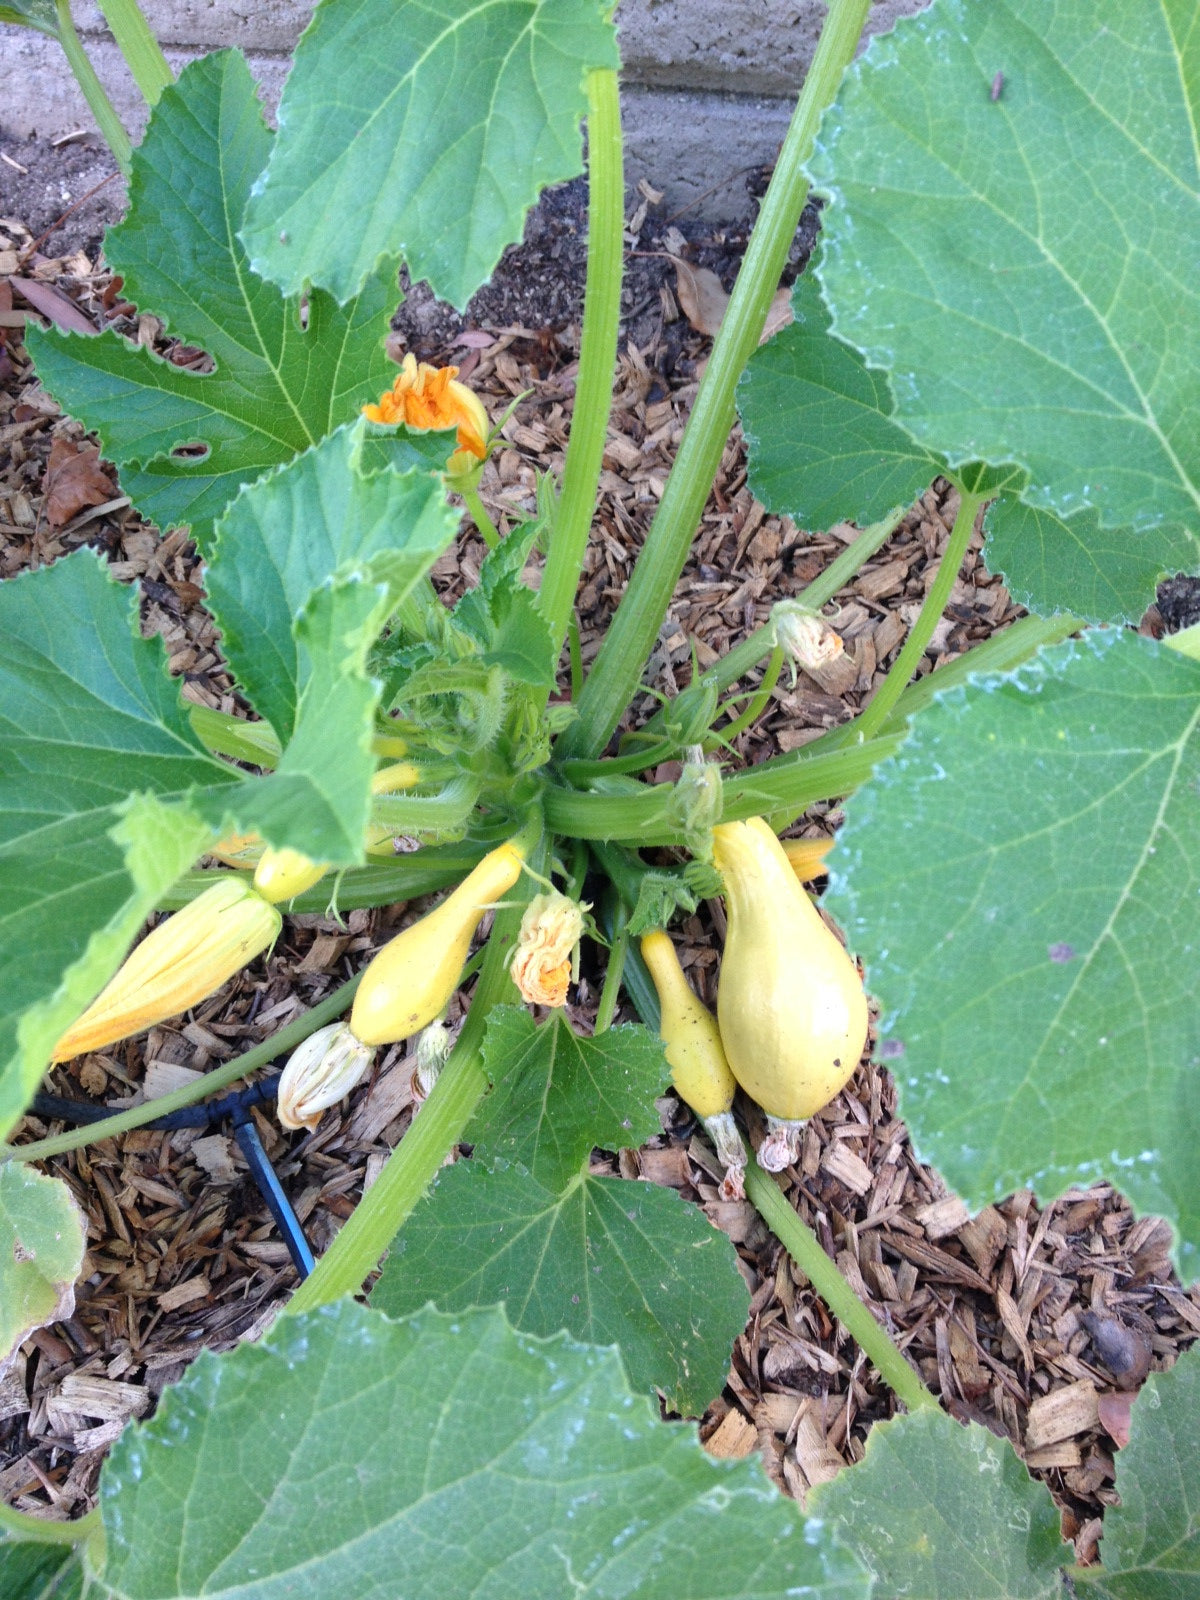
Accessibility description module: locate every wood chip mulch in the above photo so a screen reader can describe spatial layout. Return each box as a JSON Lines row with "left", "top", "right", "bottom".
{"left": 1, "top": 202, "right": 1196, "bottom": 1569}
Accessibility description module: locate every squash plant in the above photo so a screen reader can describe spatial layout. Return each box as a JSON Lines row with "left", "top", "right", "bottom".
{"left": 1, "top": 0, "right": 1198, "bottom": 1593}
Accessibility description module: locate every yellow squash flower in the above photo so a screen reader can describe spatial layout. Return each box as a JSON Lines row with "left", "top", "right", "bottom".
{"left": 509, "top": 891, "right": 587, "bottom": 1009}
{"left": 363, "top": 353, "right": 489, "bottom": 477}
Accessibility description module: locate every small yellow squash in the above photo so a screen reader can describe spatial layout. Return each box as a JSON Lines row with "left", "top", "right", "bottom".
{"left": 349, "top": 839, "right": 525, "bottom": 1047}
{"left": 712, "top": 817, "right": 867, "bottom": 1123}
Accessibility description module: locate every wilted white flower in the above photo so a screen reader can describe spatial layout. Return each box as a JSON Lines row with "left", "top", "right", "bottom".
{"left": 277, "top": 1021, "right": 374, "bottom": 1132}
{"left": 771, "top": 601, "right": 844, "bottom": 682}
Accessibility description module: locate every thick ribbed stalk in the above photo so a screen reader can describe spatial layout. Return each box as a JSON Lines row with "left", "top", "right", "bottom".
{"left": 854, "top": 490, "right": 984, "bottom": 741}
{"left": 96, "top": 0, "right": 172, "bottom": 104}
{"left": 537, "top": 68, "right": 624, "bottom": 657}
{"left": 745, "top": 1161, "right": 936, "bottom": 1412}
{"left": 556, "top": 0, "right": 872, "bottom": 760}
{"left": 55, "top": 0, "right": 132, "bottom": 176}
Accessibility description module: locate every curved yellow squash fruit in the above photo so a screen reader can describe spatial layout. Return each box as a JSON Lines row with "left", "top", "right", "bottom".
{"left": 349, "top": 839, "right": 525, "bottom": 1047}
{"left": 712, "top": 817, "right": 867, "bottom": 1122}
{"left": 640, "top": 929, "right": 735, "bottom": 1120}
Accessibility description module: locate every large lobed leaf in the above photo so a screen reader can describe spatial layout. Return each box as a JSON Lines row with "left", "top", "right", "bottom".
{"left": 809, "top": 0, "right": 1200, "bottom": 559}
{"left": 827, "top": 632, "right": 1200, "bottom": 1279}
{"left": 373, "top": 1159, "right": 748, "bottom": 1416}
{"left": 27, "top": 49, "right": 397, "bottom": 548}
{"left": 95, "top": 1300, "right": 868, "bottom": 1600}
{"left": 375, "top": 1008, "right": 747, "bottom": 1414}
{"left": 739, "top": 267, "right": 1195, "bottom": 623}
{"left": 241, "top": 0, "right": 620, "bottom": 309}
{"left": 470, "top": 1006, "right": 668, "bottom": 1188}
{"left": 812, "top": 1406, "right": 1070, "bottom": 1599}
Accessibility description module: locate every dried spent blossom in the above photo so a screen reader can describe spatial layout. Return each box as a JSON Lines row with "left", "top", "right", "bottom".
{"left": 277, "top": 1021, "right": 375, "bottom": 1132}
{"left": 771, "top": 601, "right": 844, "bottom": 682}
{"left": 363, "top": 353, "right": 489, "bottom": 477}
{"left": 509, "top": 890, "right": 588, "bottom": 1009}
{"left": 411, "top": 1020, "right": 454, "bottom": 1103}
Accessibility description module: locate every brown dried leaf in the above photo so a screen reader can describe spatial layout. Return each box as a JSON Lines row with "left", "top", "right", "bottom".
{"left": 672, "top": 262, "right": 792, "bottom": 345}
{"left": 1096, "top": 1389, "right": 1136, "bottom": 1449}
{"left": 673, "top": 260, "right": 729, "bottom": 338}
{"left": 43, "top": 436, "right": 117, "bottom": 529}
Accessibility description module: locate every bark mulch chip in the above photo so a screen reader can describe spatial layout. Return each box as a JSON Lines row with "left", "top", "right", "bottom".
{"left": 1, "top": 192, "right": 1196, "bottom": 1564}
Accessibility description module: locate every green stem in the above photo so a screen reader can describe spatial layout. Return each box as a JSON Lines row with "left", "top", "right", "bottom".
{"left": 556, "top": 0, "right": 872, "bottom": 761}
{"left": 0, "top": 1501, "right": 102, "bottom": 1546}
{"left": 56, "top": 0, "right": 132, "bottom": 176}
{"left": 2, "top": 978, "right": 361, "bottom": 1165}
{"left": 462, "top": 482, "right": 500, "bottom": 551}
{"left": 287, "top": 887, "right": 535, "bottom": 1314}
{"left": 744, "top": 1161, "right": 937, "bottom": 1412}
{"left": 710, "top": 645, "right": 784, "bottom": 748}
{"left": 854, "top": 490, "right": 984, "bottom": 742}
{"left": 568, "top": 612, "right": 585, "bottom": 701}
{"left": 370, "top": 775, "right": 480, "bottom": 835}
{"left": 593, "top": 907, "right": 628, "bottom": 1033}
{"left": 537, "top": 68, "right": 624, "bottom": 661}
{"left": 96, "top": 0, "right": 172, "bottom": 104}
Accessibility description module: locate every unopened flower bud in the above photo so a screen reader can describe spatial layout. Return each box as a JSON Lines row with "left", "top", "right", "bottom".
{"left": 509, "top": 891, "right": 587, "bottom": 1008}
{"left": 668, "top": 747, "right": 723, "bottom": 860}
{"left": 277, "top": 1021, "right": 374, "bottom": 1132}
{"left": 52, "top": 878, "right": 280, "bottom": 1062}
{"left": 771, "top": 602, "right": 843, "bottom": 683}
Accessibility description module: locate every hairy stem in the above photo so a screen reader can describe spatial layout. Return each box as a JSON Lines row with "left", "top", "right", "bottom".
{"left": 55, "top": 0, "right": 132, "bottom": 176}
{"left": 854, "top": 489, "right": 984, "bottom": 741}
{"left": 537, "top": 68, "right": 624, "bottom": 658}
{"left": 96, "top": 0, "right": 173, "bottom": 104}
{"left": 462, "top": 482, "right": 500, "bottom": 551}
{"left": 555, "top": 0, "right": 872, "bottom": 761}
{"left": 745, "top": 1161, "right": 937, "bottom": 1412}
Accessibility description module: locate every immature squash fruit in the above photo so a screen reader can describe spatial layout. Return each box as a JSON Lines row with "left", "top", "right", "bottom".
{"left": 349, "top": 839, "right": 525, "bottom": 1046}
{"left": 640, "top": 928, "right": 746, "bottom": 1197}
{"left": 712, "top": 817, "right": 867, "bottom": 1170}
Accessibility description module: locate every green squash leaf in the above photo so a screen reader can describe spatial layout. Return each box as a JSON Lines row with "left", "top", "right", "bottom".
{"left": 0, "top": 1165, "right": 87, "bottom": 1375}
{"left": 0, "top": 1538, "right": 83, "bottom": 1600}
{"left": 472, "top": 1007, "right": 669, "bottom": 1190}
{"left": 739, "top": 271, "right": 943, "bottom": 531}
{"left": 373, "top": 1159, "right": 748, "bottom": 1416}
{"left": 205, "top": 421, "right": 458, "bottom": 744}
{"left": 96, "top": 1301, "right": 866, "bottom": 1599}
{"left": 827, "top": 631, "right": 1200, "bottom": 1279}
{"left": 810, "top": 0, "right": 1200, "bottom": 551}
{"left": 27, "top": 49, "right": 396, "bottom": 548}
{"left": 0, "top": 0, "right": 58, "bottom": 35}
{"left": 1092, "top": 1345, "right": 1200, "bottom": 1598}
{"left": 240, "top": 0, "right": 620, "bottom": 309}
{"left": 811, "top": 1407, "right": 1070, "bottom": 1599}
{"left": 984, "top": 496, "right": 1199, "bottom": 626}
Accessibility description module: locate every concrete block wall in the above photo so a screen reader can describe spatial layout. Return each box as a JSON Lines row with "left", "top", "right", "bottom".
{"left": 1, "top": 0, "right": 926, "bottom": 219}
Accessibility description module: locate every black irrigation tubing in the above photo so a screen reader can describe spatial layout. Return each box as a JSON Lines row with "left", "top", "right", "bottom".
{"left": 31, "top": 1075, "right": 316, "bottom": 1280}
